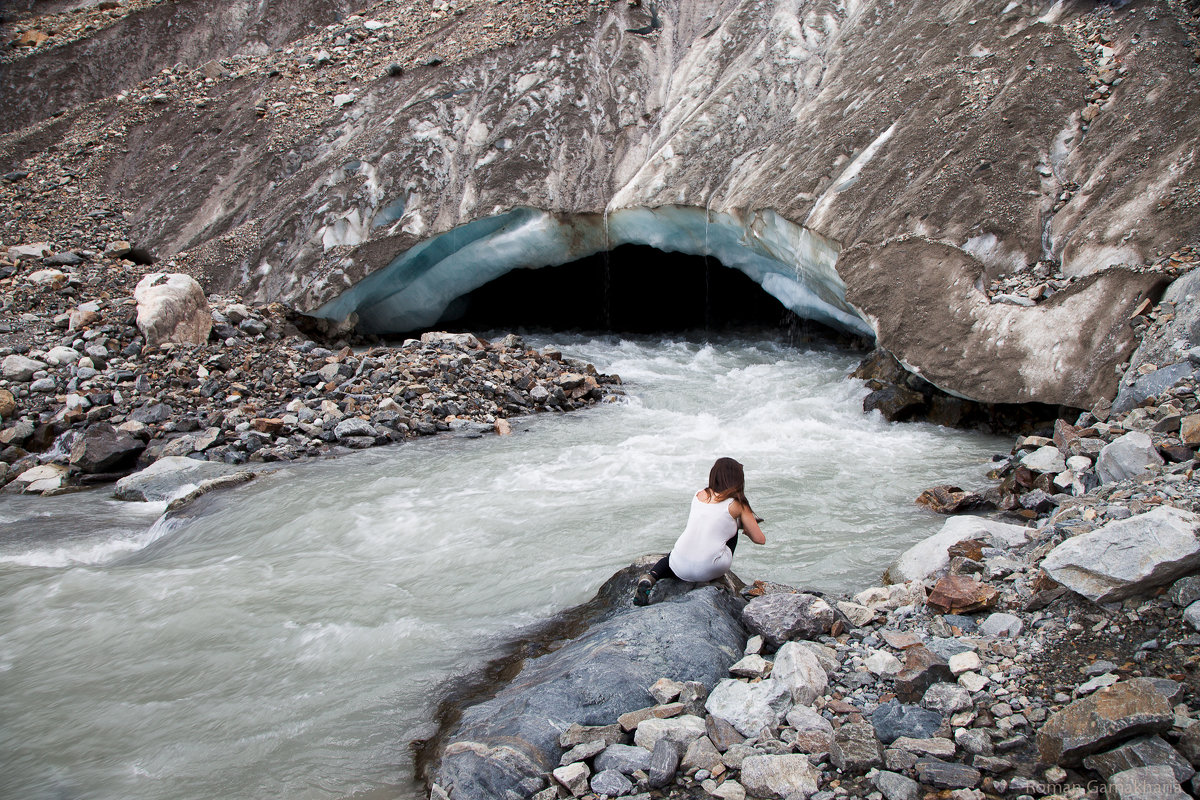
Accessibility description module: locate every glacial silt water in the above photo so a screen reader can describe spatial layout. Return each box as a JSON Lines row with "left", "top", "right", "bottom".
{"left": 0, "top": 335, "right": 1007, "bottom": 800}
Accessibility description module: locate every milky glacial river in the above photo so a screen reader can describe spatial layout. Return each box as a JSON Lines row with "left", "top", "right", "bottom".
{"left": 0, "top": 335, "right": 1006, "bottom": 800}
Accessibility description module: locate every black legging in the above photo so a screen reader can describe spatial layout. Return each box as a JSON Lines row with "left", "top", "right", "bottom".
{"left": 648, "top": 533, "right": 739, "bottom": 581}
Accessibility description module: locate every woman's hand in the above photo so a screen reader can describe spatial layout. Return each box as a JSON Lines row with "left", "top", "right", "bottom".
{"left": 731, "top": 501, "right": 766, "bottom": 545}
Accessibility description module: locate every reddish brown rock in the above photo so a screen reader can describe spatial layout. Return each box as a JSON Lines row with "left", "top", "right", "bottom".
{"left": 894, "top": 645, "right": 953, "bottom": 703}
{"left": 926, "top": 575, "right": 999, "bottom": 614}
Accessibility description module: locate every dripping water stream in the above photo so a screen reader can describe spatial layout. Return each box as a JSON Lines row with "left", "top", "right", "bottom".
{"left": 0, "top": 334, "right": 1006, "bottom": 800}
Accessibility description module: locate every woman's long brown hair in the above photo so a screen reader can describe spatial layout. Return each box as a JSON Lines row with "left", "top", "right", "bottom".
{"left": 708, "top": 457, "right": 752, "bottom": 513}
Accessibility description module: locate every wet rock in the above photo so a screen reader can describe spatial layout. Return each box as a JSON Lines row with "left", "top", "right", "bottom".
{"left": 1083, "top": 735, "right": 1195, "bottom": 782}
{"left": 1096, "top": 432, "right": 1165, "bottom": 484}
{"left": 864, "top": 384, "right": 926, "bottom": 421}
{"left": 705, "top": 678, "right": 791, "bottom": 738}
{"left": 1040, "top": 506, "right": 1200, "bottom": 603}
{"left": 742, "top": 592, "right": 835, "bottom": 647}
{"left": 915, "top": 485, "right": 984, "bottom": 514}
{"left": 871, "top": 700, "right": 945, "bottom": 744}
{"left": 134, "top": 273, "right": 212, "bottom": 347}
{"left": 740, "top": 754, "right": 819, "bottom": 798}
{"left": 830, "top": 722, "right": 883, "bottom": 773}
{"left": 69, "top": 423, "right": 144, "bottom": 473}
{"left": 1037, "top": 679, "right": 1174, "bottom": 765}
{"left": 112, "top": 456, "right": 237, "bottom": 502}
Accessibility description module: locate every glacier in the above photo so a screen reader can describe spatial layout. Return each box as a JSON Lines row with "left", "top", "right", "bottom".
{"left": 313, "top": 206, "right": 875, "bottom": 338}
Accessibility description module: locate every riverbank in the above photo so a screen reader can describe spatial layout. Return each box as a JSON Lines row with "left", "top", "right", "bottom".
{"left": 0, "top": 237, "right": 622, "bottom": 495}
{"left": 427, "top": 372, "right": 1200, "bottom": 800}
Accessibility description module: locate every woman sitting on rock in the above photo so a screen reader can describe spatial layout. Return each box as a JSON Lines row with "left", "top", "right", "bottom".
{"left": 634, "top": 457, "right": 766, "bottom": 606}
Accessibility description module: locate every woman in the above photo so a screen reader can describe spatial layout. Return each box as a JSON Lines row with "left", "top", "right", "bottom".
{"left": 634, "top": 457, "right": 766, "bottom": 606}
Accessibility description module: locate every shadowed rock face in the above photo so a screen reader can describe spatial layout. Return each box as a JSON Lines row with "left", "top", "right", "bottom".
{"left": 4, "top": 0, "right": 1199, "bottom": 405}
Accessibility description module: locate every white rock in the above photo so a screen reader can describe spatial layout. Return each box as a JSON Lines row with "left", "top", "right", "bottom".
{"left": 771, "top": 642, "right": 828, "bottom": 704}
{"left": 729, "top": 654, "right": 770, "bottom": 678}
{"left": 854, "top": 582, "right": 927, "bottom": 611}
{"left": 948, "top": 651, "right": 982, "bottom": 675}
{"left": 1020, "top": 445, "right": 1065, "bottom": 474}
{"left": 632, "top": 714, "right": 706, "bottom": 751}
{"left": 1041, "top": 506, "right": 1200, "bottom": 602}
{"left": 886, "top": 517, "right": 1031, "bottom": 583}
{"left": 739, "top": 754, "right": 819, "bottom": 799}
{"left": 333, "top": 93, "right": 356, "bottom": 107}
{"left": 959, "top": 672, "right": 989, "bottom": 692}
{"left": 1066, "top": 455, "right": 1093, "bottom": 472}
{"left": 864, "top": 649, "right": 903, "bottom": 676}
{"left": 8, "top": 242, "right": 51, "bottom": 260}
{"left": 27, "top": 268, "right": 67, "bottom": 288}
{"left": 552, "top": 761, "right": 590, "bottom": 796}
{"left": 1185, "top": 600, "right": 1200, "bottom": 632}
{"left": 15, "top": 463, "right": 69, "bottom": 484}
{"left": 420, "top": 331, "right": 483, "bottom": 349}
{"left": 704, "top": 678, "right": 791, "bottom": 738}
{"left": 836, "top": 600, "right": 877, "bottom": 626}
{"left": 44, "top": 346, "right": 80, "bottom": 366}
{"left": 134, "top": 273, "right": 212, "bottom": 347}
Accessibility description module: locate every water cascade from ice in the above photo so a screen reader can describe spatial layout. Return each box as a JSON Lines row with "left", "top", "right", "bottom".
{"left": 314, "top": 206, "right": 875, "bottom": 337}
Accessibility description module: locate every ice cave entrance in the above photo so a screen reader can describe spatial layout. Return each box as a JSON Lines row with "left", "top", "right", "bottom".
{"left": 441, "top": 245, "right": 795, "bottom": 334}
{"left": 313, "top": 206, "right": 875, "bottom": 339}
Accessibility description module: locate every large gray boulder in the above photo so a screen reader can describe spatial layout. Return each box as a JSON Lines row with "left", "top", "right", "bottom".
{"left": 113, "top": 456, "right": 233, "bottom": 502}
{"left": 1096, "top": 432, "right": 1165, "bottom": 485}
{"left": 1041, "top": 506, "right": 1200, "bottom": 603}
{"left": 134, "top": 273, "right": 212, "bottom": 347}
{"left": 432, "top": 573, "right": 746, "bottom": 800}
{"left": 742, "top": 592, "right": 835, "bottom": 648}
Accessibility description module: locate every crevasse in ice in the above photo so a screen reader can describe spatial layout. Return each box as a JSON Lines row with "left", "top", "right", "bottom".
{"left": 313, "top": 205, "right": 875, "bottom": 338}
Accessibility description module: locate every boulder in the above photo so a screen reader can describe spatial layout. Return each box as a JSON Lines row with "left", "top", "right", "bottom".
{"left": 739, "top": 754, "right": 819, "bottom": 799}
{"left": 1114, "top": 361, "right": 1197, "bottom": 416}
{"left": 742, "top": 592, "right": 835, "bottom": 647}
{"left": 633, "top": 715, "right": 706, "bottom": 751}
{"left": 886, "top": 516, "right": 1030, "bottom": 583}
{"left": 704, "top": 678, "right": 791, "bottom": 738}
{"left": 771, "top": 642, "right": 827, "bottom": 704}
{"left": 69, "top": 423, "right": 145, "bottom": 473}
{"left": 1037, "top": 679, "right": 1174, "bottom": 765}
{"left": 113, "top": 456, "right": 233, "bottom": 501}
{"left": 421, "top": 331, "right": 482, "bottom": 349}
{"left": 1040, "top": 506, "right": 1200, "bottom": 603}
{"left": 333, "top": 418, "right": 378, "bottom": 440}
{"left": 2, "top": 354, "right": 48, "bottom": 382}
{"left": 434, "top": 579, "right": 745, "bottom": 800}
{"left": 594, "top": 743, "right": 651, "bottom": 775}
{"left": 1096, "top": 431, "right": 1165, "bottom": 484}
{"left": 134, "top": 273, "right": 213, "bottom": 347}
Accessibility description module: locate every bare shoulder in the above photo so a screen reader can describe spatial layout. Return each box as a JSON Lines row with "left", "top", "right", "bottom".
{"left": 728, "top": 499, "right": 742, "bottom": 517}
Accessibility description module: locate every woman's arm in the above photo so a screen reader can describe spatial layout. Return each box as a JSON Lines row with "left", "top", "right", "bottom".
{"left": 731, "top": 501, "right": 766, "bottom": 544}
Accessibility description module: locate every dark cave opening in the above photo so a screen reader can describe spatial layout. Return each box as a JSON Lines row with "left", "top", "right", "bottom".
{"left": 436, "top": 244, "right": 807, "bottom": 336}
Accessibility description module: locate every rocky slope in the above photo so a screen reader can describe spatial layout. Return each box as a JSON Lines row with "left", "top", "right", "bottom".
{"left": 3, "top": 0, "right": 1199, "bottom": 408}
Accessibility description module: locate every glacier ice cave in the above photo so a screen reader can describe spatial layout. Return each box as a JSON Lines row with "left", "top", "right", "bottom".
{"left": 313, "top": 206, "right": 875, "bottom": 338}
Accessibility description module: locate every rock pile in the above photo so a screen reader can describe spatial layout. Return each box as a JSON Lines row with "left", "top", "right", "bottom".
{"left": 0, "top": 242, "right": 621, "bottom": 495}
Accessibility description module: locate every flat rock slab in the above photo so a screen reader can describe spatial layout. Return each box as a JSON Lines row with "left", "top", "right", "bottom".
{"left": 1037, "top": 679, "right": 1174, "bottom": 766}
{"left": 113, "top": 456, "right": 236, "bottom": 502}
{"left": 434, "top": 582, "right": 746, "bottom": 799}
{"left": 1040, "top": 506, "right": 1200, "bottom": 603}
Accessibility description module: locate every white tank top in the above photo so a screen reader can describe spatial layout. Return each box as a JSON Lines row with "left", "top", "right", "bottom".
{"left": 668, "top": 494, "right": 738, "bottom": 583}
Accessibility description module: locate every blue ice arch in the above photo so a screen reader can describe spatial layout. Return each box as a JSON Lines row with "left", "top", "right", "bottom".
{"left": 313, "top": 206, "right": 875, "bottom": 338}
